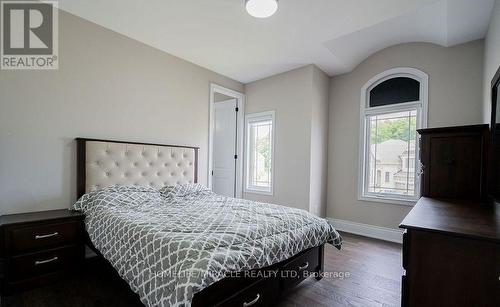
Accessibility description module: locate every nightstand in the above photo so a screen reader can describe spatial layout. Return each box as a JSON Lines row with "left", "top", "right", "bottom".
{"left": 0, "top": 209, "right": 85, "bottom": 293}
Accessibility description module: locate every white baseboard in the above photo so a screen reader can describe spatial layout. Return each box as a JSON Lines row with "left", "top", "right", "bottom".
{"left": 328, "top": 218, "right": 403, "bottom": 244}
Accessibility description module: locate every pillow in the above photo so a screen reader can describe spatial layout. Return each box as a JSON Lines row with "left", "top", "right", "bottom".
{"left": 160, "top": 183, "right": 212, "bottom": 198}
{"left": 73, "top": 185, "right": 160, "bottom": 211}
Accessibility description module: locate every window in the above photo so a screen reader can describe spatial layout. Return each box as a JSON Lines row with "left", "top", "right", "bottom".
{"left": 359, "top": 68, "right": 428, "bottom": 205}
{"left": 245, "top": 111, "right": 275, "bottom": 195}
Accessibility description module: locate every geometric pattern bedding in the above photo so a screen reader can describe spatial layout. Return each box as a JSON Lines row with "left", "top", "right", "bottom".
{"left": 73, "top": 185, "right": 342, "bottom": 307}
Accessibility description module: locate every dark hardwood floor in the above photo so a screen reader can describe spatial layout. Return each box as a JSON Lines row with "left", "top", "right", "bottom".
{"left": 279, "top": 233, "right": 402, "bottom": 307}
{"left": 1, "top": 233, "right": 402, "bottom": 307}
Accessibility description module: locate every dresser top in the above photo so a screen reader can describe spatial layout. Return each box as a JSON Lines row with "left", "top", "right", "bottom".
{"left": 400, "top": 198, "right": 500, "bottom": 242}
{"left": 416, "top": 124, "right": 489, "bottom": 135}
{"left": 0, "top": 209, "right": 83, "bottom": 227}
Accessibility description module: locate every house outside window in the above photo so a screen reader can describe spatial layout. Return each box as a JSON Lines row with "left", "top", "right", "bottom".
{"left": 359, "top": 68, "right": 428, "bottom": 205}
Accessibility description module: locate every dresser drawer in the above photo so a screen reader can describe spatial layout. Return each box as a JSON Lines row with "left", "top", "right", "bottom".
{"left": 216, "top": 277, "right": 279, "bottom": 307}
{"left": 8, "top": 221, "right": 81, "bottom": 253}
{"left": 280, "top": 247, "right": 319, "bottom": 291}
{"left": 10, "top": 245, "right": 82, "bottom": 281}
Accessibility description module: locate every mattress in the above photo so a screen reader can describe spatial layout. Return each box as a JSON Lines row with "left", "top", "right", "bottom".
{"left": 73, "top": 184, "right": 342, "bottom": 307}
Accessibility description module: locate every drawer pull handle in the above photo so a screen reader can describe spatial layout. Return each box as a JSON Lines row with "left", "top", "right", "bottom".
{"left": 298, "top": 262, "right": 309, "bottom": 270}
{"left": 35, "top": 232, "right": 59, "bottom": 239}
{"left": 35, "top": 256, "right": 58, "bottom": 266}
{"left": 243, "top": 294, "right": 260, "bottom": 307}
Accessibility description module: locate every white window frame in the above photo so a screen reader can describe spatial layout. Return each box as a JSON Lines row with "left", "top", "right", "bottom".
{"left": 244, "top": 111, "right": 275, "bottom": 195}
{"left": 358, "top": 68, "right": 428, "bottom": 206}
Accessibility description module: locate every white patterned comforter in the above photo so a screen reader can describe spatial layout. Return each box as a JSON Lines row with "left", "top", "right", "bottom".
{"left": 73, "top": 185, "right": 342, "bottom": 307}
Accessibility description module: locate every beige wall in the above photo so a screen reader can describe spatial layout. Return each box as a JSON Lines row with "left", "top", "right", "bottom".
{"left": 309, "top": 66, "right": 330, "bottom": 217}
{"left": 243, "top": 65, "right": 329, "bottom": 215}
{"left": 483, "top": 0, "right": 500, "bottom": 123}
{"left": 0, "top": 10, "right": 243, "bottom": 215}
{"left": 244, "top": 66, "right": 312, "bottom": 211}
{"left": 327, "top": 41, "right": 484, "bottom": 229}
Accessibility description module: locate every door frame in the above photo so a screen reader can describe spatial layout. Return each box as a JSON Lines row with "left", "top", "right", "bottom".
{"left": 208, "top": 83, "right": 245, "bottom": 198}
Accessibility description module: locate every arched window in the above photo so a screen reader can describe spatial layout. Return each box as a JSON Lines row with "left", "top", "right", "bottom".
{"left": 358, "top": 68, "right": 428, "bottom": 205}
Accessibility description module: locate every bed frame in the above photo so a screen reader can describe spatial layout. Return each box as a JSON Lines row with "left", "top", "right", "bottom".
{"left": 76, "top": 137, "right": 324, "bottom": 307}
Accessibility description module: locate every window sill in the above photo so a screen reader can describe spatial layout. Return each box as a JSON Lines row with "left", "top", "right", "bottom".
{"left": 244, "top": 188, "right": 273, "bottom": 196}
{"left": 358, "top": 195, "right": 417, "bottom": 206}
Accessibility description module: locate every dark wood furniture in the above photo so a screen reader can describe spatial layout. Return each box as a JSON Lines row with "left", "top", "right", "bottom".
{"left": 192, "top": 245, "right": 324, "bottom": 307}
{"left": 401, "top": 124, "right": 500, "bottom": 307}
{"left": 418, "top": 124, "right": 489, "bottom": 200}
{"left": 400, "top": 198, "right": 500, "bottom": 307}
{"left": 489, "top": 64, "right": 500, "bottom": 204}
{"left": 76, "top": 138, "right": 326, "bottom": 307}
{"left": 0, "top": 209, "right": 85, "bottom": 293}
{"left": 85, "top": 239, "right": 324, "bottom": 307}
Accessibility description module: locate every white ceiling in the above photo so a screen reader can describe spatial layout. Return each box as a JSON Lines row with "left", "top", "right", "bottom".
{"left": 58, "top": 0, "right": 495, "bottom": 83}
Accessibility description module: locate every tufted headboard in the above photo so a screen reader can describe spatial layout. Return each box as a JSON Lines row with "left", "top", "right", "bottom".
{"left": 76, "top": 138, "right": 198, "bottom": 198}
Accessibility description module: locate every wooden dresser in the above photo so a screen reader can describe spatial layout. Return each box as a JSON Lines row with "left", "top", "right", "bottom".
{"left": 0, "top": 209, "right": 85, "bottom": 293}
{"left": 400, "top": 124, "right": 500, "bottom": 307}
{"left": 400, "top": 198, "right": 500, "bottom": 307}
{"left": 418, "top": 124, "right": 489, "bottom": 199}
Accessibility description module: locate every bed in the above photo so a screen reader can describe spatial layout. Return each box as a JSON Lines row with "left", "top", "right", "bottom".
{"left": 74, "top": 138, "right": 342, "bottom": 307}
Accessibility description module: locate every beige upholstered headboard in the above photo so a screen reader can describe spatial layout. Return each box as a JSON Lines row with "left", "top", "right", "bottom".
{"left": 76, "top": 138, "right": 198, "bottom": 197}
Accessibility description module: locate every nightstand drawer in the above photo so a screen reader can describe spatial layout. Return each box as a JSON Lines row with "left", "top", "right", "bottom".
{"left": 10, "top": 245, "right": 82, "bottom": 281}
{"left": 9, "top": 221, "right": 81, "bottom": 253}
{"left": 0, "top": 209, "right": 84, "bottom": 292}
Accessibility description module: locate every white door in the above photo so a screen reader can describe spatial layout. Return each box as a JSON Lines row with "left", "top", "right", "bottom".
{"left": 212, "top": 99, "right": 237, "bottom": 197}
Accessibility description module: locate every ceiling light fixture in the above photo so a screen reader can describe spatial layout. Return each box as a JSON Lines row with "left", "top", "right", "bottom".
{"left": 245, "top": 0, "right": 278, "bottom": 18}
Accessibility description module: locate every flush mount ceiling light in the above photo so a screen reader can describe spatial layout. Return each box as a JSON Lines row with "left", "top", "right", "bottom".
{"left": 245, "top": 0, "right": 278, "bottom": 18}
